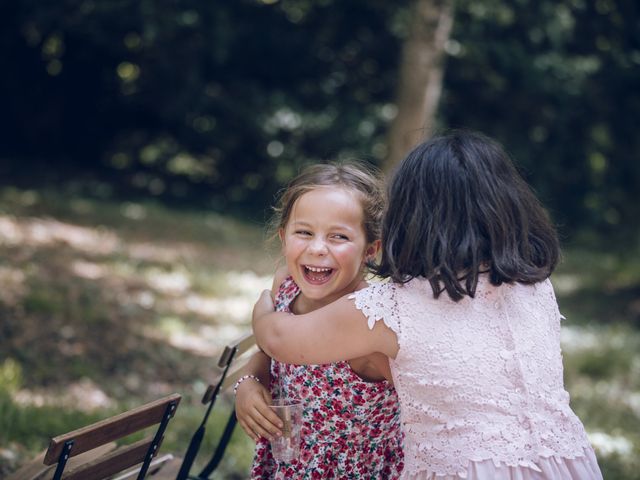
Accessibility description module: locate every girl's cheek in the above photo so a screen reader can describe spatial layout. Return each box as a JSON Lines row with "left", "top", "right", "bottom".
{"left": 333, "top": 243, "right": 365, "bottom": 260}
{"left": 283, "top": 237, "right": 305, "bottom": 253}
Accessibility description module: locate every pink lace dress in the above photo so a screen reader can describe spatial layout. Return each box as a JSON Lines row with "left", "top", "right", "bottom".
{"left": 351, "top": 276, "right": 603, "bottom": 480}
{"left": 251, "top": 276, "right": 404, "bottom": 479}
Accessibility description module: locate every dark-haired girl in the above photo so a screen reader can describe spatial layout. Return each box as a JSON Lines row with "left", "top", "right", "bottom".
{"left": 253, "top": 131, "right": 603, "bottom": 479}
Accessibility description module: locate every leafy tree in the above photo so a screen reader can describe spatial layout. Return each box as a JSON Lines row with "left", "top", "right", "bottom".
{"left": 0, "top": 0, "right": 638, "bottom": 243}
{"left": 441, "top": 0, "right": 640, "bottom": 242}
{"left": 384, "top": 0, "right": 455, "bottom": 169}
{"left": 0, "top": 0, "right": 408, "bottom": 212}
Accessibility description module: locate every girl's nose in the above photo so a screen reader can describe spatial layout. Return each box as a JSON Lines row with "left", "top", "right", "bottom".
{"left": 308, "top": 237, "right": 328, "bottom": 255}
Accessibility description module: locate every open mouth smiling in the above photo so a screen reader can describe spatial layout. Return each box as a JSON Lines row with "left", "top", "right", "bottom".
{"left": 303, "top": 265, "right": 334, "bottom": 284}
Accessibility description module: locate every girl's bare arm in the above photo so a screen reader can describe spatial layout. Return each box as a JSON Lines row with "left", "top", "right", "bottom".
{"left": 235, "top": 350, "right": 282, "bottom": 441}
{"left": 252, "top": 290, "right": 398, "bottom": 365}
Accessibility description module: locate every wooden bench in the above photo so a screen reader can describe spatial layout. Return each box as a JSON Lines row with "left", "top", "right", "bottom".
{"left": 7, "top": 393, "right": 181, "bottom": 480}
{"left": 176, "top": 332, "right": 258, "bottom": 480}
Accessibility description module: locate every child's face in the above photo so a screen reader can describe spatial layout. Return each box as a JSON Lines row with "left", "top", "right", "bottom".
{"left": 280, "top": 187, "right": 379, "bottom": 308}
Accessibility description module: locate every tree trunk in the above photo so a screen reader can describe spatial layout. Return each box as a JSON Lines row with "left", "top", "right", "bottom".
{"left": 383, "top": 0, "right": 455, "bottom": 171}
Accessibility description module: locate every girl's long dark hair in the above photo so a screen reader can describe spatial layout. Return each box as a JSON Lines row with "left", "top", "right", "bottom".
{"left": 375, "top": 130, "right": 560, "bottom": 301}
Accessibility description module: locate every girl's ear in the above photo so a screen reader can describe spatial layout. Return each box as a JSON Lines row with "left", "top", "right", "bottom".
{"left": 278, "top": 228, "right": 285, "bottom": 245}
{"left": 365, "top": 239, "right": 382, "bottom": 262}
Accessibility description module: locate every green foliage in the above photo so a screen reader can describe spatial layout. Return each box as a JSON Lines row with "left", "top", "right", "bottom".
{"left": 0, "top": 359, "right": 23, "bottom": 393}
{"left": 0, "top": 0, "right": 409, "bottom": 214}
{"left": 443, "top": 0, "right": 640, "bottom": 242}
{"left": 559, "top": 321, "right": 640, "bottom": 478}
{"left": 1, "top": 0, "right": 638, "bottom": 244}
{"left": 599, "top": 454, "right": 640, "bottom": 480}
{"left": 574, "top": 348, "right": 631, "bottom": 379}
{"left": 22, "top": 289, "right": 65, "bottom": 315}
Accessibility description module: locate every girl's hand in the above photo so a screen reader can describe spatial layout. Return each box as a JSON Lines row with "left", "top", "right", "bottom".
{"left": 235, "top": 378, "right": 283, "bottom": 441}
{"left": 253, "top": 289, "right": 275, "bottom": 321}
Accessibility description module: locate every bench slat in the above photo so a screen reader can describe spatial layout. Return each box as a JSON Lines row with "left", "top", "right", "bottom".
{"left": 61, "top": 436, "right": 156, "bottom": 480}
{"left": 217, "top": 332, "right": 255, "bottom": 368}
{"left": 221, "top": 359, "right": 255, "bottom": 392}
{"left": 6, "top": 442, "right": 119, "bottom": 480}
{"left": 44, "top": 393, "right": 180, "bottom": 465}
{"left": 202, "top": 341, "right": 258, "bottom": 404}
{"left": 111, "top": 453, "right": 177, "bottom": 480}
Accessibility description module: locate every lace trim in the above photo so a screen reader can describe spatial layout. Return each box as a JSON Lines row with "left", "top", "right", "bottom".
{"left": 349, "top": 283, "right": 401, "bottom": 333}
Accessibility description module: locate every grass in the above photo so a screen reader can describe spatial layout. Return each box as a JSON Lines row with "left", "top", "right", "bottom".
{"left": 0, "top": 187, "right": 272, "bottom": 476}
{"left": 552, "top": 249, "right": 640, "bottom": 478}
{"left": 0, "top": 186, "right": 639, "bottom": 478}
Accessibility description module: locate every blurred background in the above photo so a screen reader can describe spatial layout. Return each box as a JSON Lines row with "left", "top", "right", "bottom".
{"left": 0, "top": 0, "right": 638, "bottom": 478}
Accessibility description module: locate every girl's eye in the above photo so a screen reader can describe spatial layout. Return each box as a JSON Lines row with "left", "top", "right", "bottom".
{"left": 332, "top": 234, "right": 349, "bottom": 241}
{"left": 295, "top": 230, "right": 312, "bottom": 236}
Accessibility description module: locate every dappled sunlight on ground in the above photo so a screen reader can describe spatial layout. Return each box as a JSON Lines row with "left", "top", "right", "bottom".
{"left": 71, "top": 259, "right": 107, "bottom": 279}
{"left": 148, "top": 320, "right": 227, "bottom": 356}
{"left": 0, "top": 215, "right": 119, "bottom": 254}
{"left": 146, "top": 268, "right": 192, "bottom": 294}
{"left": 0, "top": 194, "right": 274, "bottom": 405}
{"left": 0, "top": 191, "right": 275, "bottom": 478}
{"left": 128, "top": 241, "right": 202, "bottom": 263}
{"left": 184, "top": 288, "right": 265, "bottom": 321}
{"left": 12, "top": 379, "right": 115, "bottom": 411}
{"left": 142, "top": 270, "right": 270, "bottom": 355}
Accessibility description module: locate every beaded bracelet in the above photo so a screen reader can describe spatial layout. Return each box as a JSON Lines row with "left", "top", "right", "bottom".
{"left": 233, "top": 374, "right": 261, "bottom": 395}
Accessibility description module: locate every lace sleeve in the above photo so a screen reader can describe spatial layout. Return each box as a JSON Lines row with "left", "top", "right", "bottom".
{"left": 546, "top": 278, "right": 566, "bottom": 321}
{"left": 348, "top": 283, "right": 401, "bottom": 334}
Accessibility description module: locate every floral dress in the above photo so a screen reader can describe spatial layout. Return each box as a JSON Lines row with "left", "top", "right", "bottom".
{"left": 251, "top": 276, "right": 404, "bottom": 479}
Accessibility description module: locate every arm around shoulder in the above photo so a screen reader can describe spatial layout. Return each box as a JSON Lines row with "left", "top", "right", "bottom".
{"left": 252, "top": 291, "right": 398, "bottom": 365}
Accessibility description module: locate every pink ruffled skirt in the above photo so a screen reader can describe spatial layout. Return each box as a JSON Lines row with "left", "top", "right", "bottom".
{"left": 404, "top": 447, "right": 603, "bottom": 480}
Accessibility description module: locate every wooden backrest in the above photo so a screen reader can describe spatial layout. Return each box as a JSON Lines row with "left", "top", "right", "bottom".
{"left": 201, "top": 332, "right": 257, "bottom": 404}
{"left": 42, "top": 393, "right": 181, "bottom": 480}
{"left": 57, "top": 437, "right": 157, "bottom": 480}
{"left": 5, "top": 443, "right": 117, "bottom": 480}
